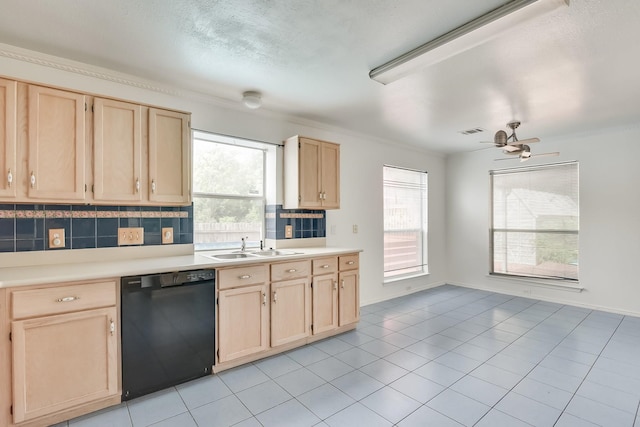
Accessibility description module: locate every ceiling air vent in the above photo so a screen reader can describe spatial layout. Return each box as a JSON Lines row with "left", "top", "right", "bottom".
{"left": 459, "top": 127, "right": 485, "bottom": 135}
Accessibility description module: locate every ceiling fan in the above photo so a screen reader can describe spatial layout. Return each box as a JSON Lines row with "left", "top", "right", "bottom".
{"left": 481, "top": 120, "right": 559, "bottom": 162}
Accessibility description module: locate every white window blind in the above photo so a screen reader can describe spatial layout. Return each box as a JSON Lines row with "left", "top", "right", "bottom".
{"left": 383, "top": 165, "right": 428, "bottom": 279}
{"left": 491, "top": 161, "right": 579, "bottom": 281}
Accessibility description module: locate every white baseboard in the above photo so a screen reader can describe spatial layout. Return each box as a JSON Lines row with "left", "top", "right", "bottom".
{"left": 448, "top": 281, "right": 640, "bottom": 318}
{"left": 361, "top": 281, "right": 446, "bottom": 307}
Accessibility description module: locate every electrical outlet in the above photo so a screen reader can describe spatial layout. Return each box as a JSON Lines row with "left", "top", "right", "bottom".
{"left": 48, "top": 228, "right": 65, "bottom": 249}
{"left": 285, "top": 225, "right": 293, "bottom": 238}
{"left": 162, "top": 227, "right": 174, "bottom": 244}
{"left": 352, "top": 224, "right": 358, "bottom": 233}
{"left": 118, "top": 227, "right": 144, "bottom": 246}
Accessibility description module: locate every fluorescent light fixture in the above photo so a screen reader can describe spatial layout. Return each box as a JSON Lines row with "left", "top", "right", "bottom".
{"left": 370, "top": 0, "right": 569, "bottom": 84}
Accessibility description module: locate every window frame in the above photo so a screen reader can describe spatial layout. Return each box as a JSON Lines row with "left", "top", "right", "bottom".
{"left": 192, "top": 130, "right": 268, "bottom": 251}
{"left": 489, "top": 161, "right": 579, "bottom": 282}
{"left": 383, "top": 164, "right": 429, "bottom": 281}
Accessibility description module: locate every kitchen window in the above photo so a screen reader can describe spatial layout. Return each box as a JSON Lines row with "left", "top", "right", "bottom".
{"left": 383, "top": 165, "right": 428, "bottom": 279}
{"left": 192, "top": 131, "right": 267, "bottom": 251}
{"left": 490, "top": 161, "right": 579, "bottom": 281}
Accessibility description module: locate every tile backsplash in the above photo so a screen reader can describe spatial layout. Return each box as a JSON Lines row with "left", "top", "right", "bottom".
{"left": 0, "top": 203, "right": 193, "bottom": 253}
{"left": 265, "top": 204, "right": 326, "bottom": 240}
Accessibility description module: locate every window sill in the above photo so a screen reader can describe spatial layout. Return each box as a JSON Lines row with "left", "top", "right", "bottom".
{"left": 488, "top": 273, "right": 583, "bottom": 292}
{"left": 384, "top": 271, "right": 430, "bottom": 285}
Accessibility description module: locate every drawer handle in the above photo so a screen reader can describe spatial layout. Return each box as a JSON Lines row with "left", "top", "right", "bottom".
{"left": 110, "top": 319, "right": 115, "bottom": 336}
{"left": 239, "top": 274, "right": 252, "bottom": 279}
{"left": 273, "top": 291, "right": 278, "bottom": 303}
{"left": 30, "top": 172, "right": 36, "bottom": 188}
{"left": 333, "top": 281, "right": 337, "bottom": 291}
{"left": 321, "top": 264, "right": 330, "bottom": 269}
{"left": 341, "top": 279, "right": 345, "bottom": 289}
{"left": 286, "top": 269, "right": 297, "bottom": 273}
{"left": 262, "top": 292, "right": 266, "bottom": 306}
{"left": 347, "top": 261, "right": 355, "bottom": 265}
{"left": 56, "top": 296, "right": 80, "bottom": 303}
{"left": 7, "top": 169, "right": 12, "bottom": 187}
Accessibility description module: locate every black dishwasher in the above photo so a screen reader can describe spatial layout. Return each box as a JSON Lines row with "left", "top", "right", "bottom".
{"left": 121, "top": 269, "right": 215, "bottom": 401}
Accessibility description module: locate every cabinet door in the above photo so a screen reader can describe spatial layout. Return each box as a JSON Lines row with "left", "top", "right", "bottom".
{"left": 148, "top": 108, "right": 190, "bottom": 204}
{"left": 339, "top": 270, "right": 360, "bottom": 326}
{"left": 218, "top": 284, "right": 269, "bottom": 362}
{"left": 0, "top": 78, "right": 17, "bottom": 199}
{"left": 28, "top": 85, "right": 86, "bottom": 201}
{"left": 93, "top": 98, "right": 142, "bottom": 202}
{"left": 312, "top": 273, "right": 338, "bottom": 334}
{"left": 11, "top": 307, "right": 118, "bottom": 423}
{"left": 298, "top": 138, "right": 322, "bottom": 208}
{"left": 271, "top": 278, "right": 311, "bottom": 347}
{"left": 320, "top": 142, "right": 340, "bottom": 209}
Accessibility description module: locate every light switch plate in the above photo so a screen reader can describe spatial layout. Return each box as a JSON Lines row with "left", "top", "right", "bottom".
{"left": 162, "top": 227, "right": 174, "bottom": 244}
{"left": 48, "top": 228, "right": 65, "bottom": 249}
{"left": 285, "top": 225, "right": 293, "bottom": 238}
{"left": 118, "top": 227, "right": 144, "bottom": 246}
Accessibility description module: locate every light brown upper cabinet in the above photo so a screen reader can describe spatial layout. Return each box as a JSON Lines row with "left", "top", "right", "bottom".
{"left": 93, "top": 98, "right": 142, "bottom": 202}
{"left": 28, "top": 85, "right": 86, "bottom": 201}
{"left": 0, "top": 78, "right": 17, "bottom": 199}
{"left": 148, "top": 108, "right": 191, "bottom": 205}
{"left": 284, "top": 135, "right": 340, "bottom": 210}
{"left": 0, "top": 76, "right": 192, "bottom": 205}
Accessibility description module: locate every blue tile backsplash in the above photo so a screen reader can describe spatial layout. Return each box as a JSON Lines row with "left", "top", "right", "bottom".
{"left": 0, "top": 203, "right": 193, "bottom": 253}
{"left": 265, "top": 204, "right": 326, "bottom": 240}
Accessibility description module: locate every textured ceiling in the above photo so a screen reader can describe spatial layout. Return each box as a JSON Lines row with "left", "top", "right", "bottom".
{"left": 0, "top": 0, "right": 639, "bottom": 153}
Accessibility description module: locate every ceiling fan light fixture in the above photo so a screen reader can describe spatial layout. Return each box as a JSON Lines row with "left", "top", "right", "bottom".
{"left": 242, "top": 91, "right": 262, "bottom": 109}
{"left": 369, "top": 0, "right": 569, "bottom": 84}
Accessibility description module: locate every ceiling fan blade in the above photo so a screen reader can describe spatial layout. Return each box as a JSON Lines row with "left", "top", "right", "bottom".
{"left": 503, "top": 145, "right": 522, "bottom": 152}
{"left": 506, "top": 137, "right": 540, "bottom": 146}
{"left": 531, "top": 152, "right": 560, "bottom": 158}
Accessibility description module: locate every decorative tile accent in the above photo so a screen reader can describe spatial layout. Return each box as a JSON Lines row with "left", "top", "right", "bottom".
{"left": 265, "top": 205, "right": 326, "bottom": 240}
{"left": 0, "top": 204, "right": 193, "bottom": 253}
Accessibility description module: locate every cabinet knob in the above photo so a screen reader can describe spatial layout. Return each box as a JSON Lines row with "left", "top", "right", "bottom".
{"left": 341, "top": 279, "right": 345, "bottom": 289}
{"left": 333, "top": 281, "right": 337, "bottom": 291}
{"left": 30, "top": 172, "right": 36, "bottom": 188}
{"left": 273, "top": 291, "right": 278, "bottom": 303}
{"left": 7, "top": 169, "right": 12, "bottom": 187}
{"left": 262, "top": 292, "right": 266, "bottom": 306}
{"left": 110, "top": 319, "right": 115, "bottom": 336}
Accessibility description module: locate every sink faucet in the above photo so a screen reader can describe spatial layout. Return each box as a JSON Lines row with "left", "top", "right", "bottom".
{"left": 240, "top": 236, "right": 248, "bottom": 252}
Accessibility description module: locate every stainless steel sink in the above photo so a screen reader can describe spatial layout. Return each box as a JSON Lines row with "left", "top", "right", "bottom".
{"left": 209, "top": 253, "right": 257, "bottom": 260}
{"left": 253, "top": 250, "right": 299, "bottom": 257}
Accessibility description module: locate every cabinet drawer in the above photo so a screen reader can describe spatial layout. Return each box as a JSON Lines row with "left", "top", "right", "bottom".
{"left": 312, "top": 257, "right": 338, "bottom": 275}
{"left": 339, "top": 254, "right": 359, "bottom": 271}
{"left": 218, "top": 264, "right": 268, "bottom": 289}
{"left": 11, "top": 280, "right": 117, "bottom": 320}
{"left": 271, "top": 260, "right": 310, "bottom": 282}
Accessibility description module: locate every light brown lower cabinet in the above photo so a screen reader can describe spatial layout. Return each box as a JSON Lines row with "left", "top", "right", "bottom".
{"left": 2, "top": 279, "right": 120, "bottom": 427}
{"left": 217, "top": 283, "right": 270, "bottom": 363}
{"left": 270, "top": 277, "right": 311, "bottom": 347}
{"left": 11, "top": 307, "right": 118, "bottom": 423}
{"left": 311, "top": 273, "right": 338, "bottom": 334}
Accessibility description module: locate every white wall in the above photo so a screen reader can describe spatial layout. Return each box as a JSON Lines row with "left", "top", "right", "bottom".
{"left": 0, "top": 51, "right": 447, "bottom": 306}
{"left": 446, "top": 124, "right": 640, "bottom": 316}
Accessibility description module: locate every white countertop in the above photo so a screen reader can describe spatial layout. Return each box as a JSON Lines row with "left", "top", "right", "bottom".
{"left": 0, "top": 247, "right": 362, "bottom": 288}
